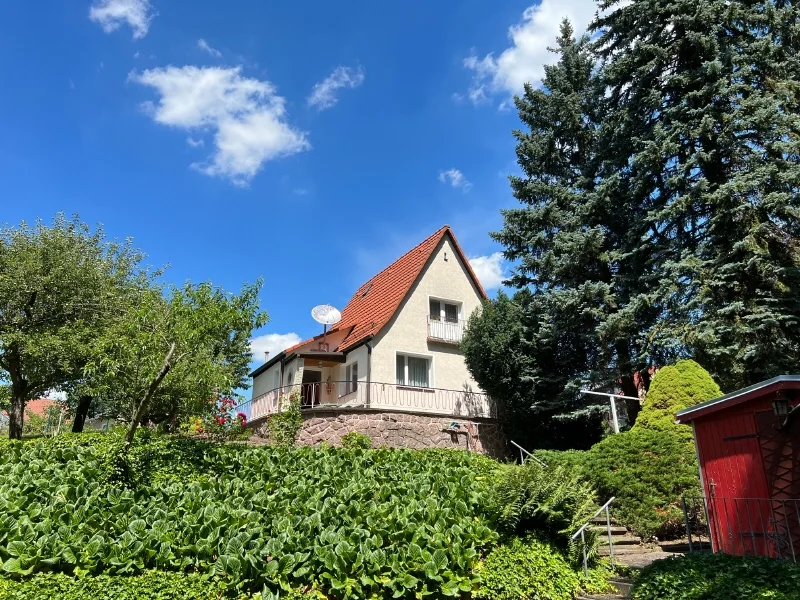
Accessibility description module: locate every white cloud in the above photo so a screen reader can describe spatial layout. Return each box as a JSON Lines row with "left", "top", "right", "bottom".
{"left": 130, "top": 66, "right": 310, "bottom": 185}
{"left": 293, "top": 188, "right": 309, "bottom": 196}
{"left": 307, "top": 66, "right": 365, "bottom": 111}
{"left": 463, "top": 0, "right": 598, "bottom": 101}
{"left": 250, "top": 333, "right": 302, "bottom": 363}
{"left": 439, "top": 168, "right": 472, "bottom": 192}
{"left": 469, "top": 253, "right": 507, "bottom": 290}
{"left": 89, "top": 0, "right": 155, "bottom": 39}
{"left": 186, "top": 136, "right": 204, "bottom": 148}
{"left": 197, "top": 39, "right": 222, "bottom": 58}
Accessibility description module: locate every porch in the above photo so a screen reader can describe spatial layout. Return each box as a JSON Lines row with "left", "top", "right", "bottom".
{"left": 235, "top": 380, "right": 497, "bottom": 422}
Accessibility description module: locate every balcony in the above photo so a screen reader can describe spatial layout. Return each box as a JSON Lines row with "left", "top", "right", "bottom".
{"left": 235, "top": 381, "right": 496, "bottom": 422}
{"left": 427, "top": 316, "right": 465, "bottom": 345}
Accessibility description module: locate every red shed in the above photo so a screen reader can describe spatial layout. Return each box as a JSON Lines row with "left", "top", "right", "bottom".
{"left": 676, "top": 376, "right": 800, "bottom": 560}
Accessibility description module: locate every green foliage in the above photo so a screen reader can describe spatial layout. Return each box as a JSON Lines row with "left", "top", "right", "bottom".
{"left": 462, "top": 292, "right": 605, "bottom": 450}
{"left": 0, "top": 571, "right": 232, "bottom": 599}
{"left": 341, "top": 431, "right": 372, "bottom": 449}
{"left": 266, "top": 393, "right": 303, "bottom": 447}
{"left": 584, "top": 429, "right": 701, "bottom": 539}
{"left": 0, "top": 434, "right": 497, "bottom": 598}
{"left": 487, "top": 462, "right": 598, "bottom": 559}
{"left": 473, "top": 537, "right": 581, "bottom": 600}
{"left": 85, "top": 279, "right": 268, "bottom": 445}
{"left": 0, "top": 213, "right": 151, "bottom": 439}
{"left": 632, "top": 553, "right": 800, "bottom": 600}
{"left": 635, "top": 361, "right": 722, "bottom": 436}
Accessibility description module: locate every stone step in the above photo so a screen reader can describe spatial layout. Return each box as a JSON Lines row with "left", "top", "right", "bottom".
{"left": 599, "top": 535, "right": 641, "bottom": 546}
{"left": 590, "top": 515, "right": 618, "bottom": 525}
{"left": 598, "top": 545, "right": 653, "bottom": 556}
{"left": 590, "top": 525, "right": 628, "bottom": 536}
{"left": 609, "top": 578, "right": 634, "bottom": 596}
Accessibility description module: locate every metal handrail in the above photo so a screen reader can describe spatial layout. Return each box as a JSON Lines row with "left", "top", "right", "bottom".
{"left": 572, "top": 496, "right": 616, "bottom": 576}
{"left": 509, "top": 440, "right": 547, "bottom": 468}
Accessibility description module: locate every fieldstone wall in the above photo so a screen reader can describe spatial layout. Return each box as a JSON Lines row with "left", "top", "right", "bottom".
{"left": 253, "top": 408, "right": 507, "bottom": 459}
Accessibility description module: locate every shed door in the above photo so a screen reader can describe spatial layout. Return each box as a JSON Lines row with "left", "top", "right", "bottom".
{"left": 697, "top": 412, "right": 771, "bottom": 556}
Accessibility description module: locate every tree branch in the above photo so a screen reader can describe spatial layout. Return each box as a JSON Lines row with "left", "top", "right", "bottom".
{"left": 123, "top": 341, "right": 176, "bottom": 448}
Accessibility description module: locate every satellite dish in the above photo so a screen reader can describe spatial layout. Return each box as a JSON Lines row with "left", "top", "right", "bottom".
{"left": 311, "top": 305, "right": 342, "bottom": 326}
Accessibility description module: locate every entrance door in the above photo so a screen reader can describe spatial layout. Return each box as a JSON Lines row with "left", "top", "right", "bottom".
{"left": 301, "top": 370, "right": 322, "bottom": 408}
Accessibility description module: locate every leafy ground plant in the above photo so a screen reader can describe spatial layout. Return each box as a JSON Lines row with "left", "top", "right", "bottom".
{"left": 632, "top": 553, "right": 800, "bottom": 600}
{"left": 0, "top": 434, "right": 497, "bottom": 598}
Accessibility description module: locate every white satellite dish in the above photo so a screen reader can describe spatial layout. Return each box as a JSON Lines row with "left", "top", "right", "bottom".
{"left": 311, "top": 305, "right": 342, "bottom": 352}
{"left": 311, "top": 305, "right": 342, "bottom": 326}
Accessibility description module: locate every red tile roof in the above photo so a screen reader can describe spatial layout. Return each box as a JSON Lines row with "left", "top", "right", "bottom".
{"left": 283, "top": 225, "right": 487, "bottom": 356}
{"left": 1, "top": 398, "right": 59, "bottom": 419}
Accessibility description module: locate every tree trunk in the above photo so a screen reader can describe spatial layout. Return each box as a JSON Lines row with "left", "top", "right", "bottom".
{"left": 7, "top": 348, "right": 27, "bottom": 440}
{"left": 123, "top": 342, "right": 176, "bottom": 449}
{"left": 8, "top": 388, "right": 25, "bottom": 440}
{"left": 619, "top": 374, "right": 641, "bottom": 425}
{"left": 71, "top": 396, "right": 92, "bottom": 433}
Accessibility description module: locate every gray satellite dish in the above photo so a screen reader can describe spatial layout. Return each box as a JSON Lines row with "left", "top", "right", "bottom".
{"left": 311, "top": 305, "right": 342, "bottom": 326}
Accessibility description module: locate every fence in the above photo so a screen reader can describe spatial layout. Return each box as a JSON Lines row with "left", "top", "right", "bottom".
{"left": 234, "top": 381, "right": 497, "bottom": 422}
{"left": 682, "top": 496, "right": 800, "bottom": 562}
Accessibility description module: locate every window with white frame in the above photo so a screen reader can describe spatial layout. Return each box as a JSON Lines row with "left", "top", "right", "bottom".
{"left": 342, "top": 361, "right": 358, "bottom": 395}
{"left": 396, "top": 353, "right": 431, "bottom": 388}
{"left": 429, "top": 299, "right": 460, "bottom": 323}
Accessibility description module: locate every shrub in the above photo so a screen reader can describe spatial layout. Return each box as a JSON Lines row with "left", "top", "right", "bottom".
{"left": 267, "top": 392, "right": 303, "bottom": 447}
{"left": 0, "top": 435, "right": 497, "bottom": 598}
{"left": 488, "top": 462, "right": 598, "bottom": 558}
{"left": 632, "top": 553, "right": 800, "bottom": 600}
{"left": 634, "top": 360, "right": 722, "bottom": 436}
{"left": 0, "top": 571, "right": 231, "bottom": 599}
{"left": 474, "top": 537, "right": 582, "bottom": 600}
{"left": 341, "top": 431, "right": 372, "bottom": 449}
{"left": 584, "top": 428, "right": 701, "bottom": 539}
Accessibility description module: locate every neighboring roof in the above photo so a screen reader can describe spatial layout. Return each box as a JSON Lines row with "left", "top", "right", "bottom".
{"left": 675, "top": 375, "right": 800, "bottom": 423}
{"left": 251, "top": 226, "right": 487, "bottom": 378}
{"left": 1, "top": 398, "right": 59, "bottom": 420}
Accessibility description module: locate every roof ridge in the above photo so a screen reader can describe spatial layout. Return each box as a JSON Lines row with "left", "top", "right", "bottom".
{"left": 352, "top": 225, "right": 450, "bottom": 295}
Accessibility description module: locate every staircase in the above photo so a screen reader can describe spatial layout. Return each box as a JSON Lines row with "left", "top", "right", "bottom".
{"left": 575, "top": 515, "right": 678, "bottom": 599}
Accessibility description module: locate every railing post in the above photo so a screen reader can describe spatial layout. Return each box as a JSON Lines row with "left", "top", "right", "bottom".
{"left": 682, "top": 495, "right": 694, "bottom": 553}
{"left": 581, "top": 529, "right": 588, "bottom": 577}
{"left": 605, "top": 504, "right": 614, "bottom": 567}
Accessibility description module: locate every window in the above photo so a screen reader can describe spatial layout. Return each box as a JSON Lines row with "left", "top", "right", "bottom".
{"left": 343, "top": 362, "right": 358, "bottom": 395}
{"left": 286, "top": 370, "right": 293, "bottom": 387}
{"left": 396, "top": 354, "right": 431, "bottom": 388}
{"left": 429, "top": 299, "right": 460, "bottom": 323}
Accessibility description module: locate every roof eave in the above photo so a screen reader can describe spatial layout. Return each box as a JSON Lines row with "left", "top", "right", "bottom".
{"left": 249, "top": 351, "right": 286, "bottom": 378}
{"left": 675, "top": 374, "right": 800, "bottom": 423}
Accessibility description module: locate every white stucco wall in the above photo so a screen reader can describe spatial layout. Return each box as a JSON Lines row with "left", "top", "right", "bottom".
{"left": 370, "top": 236, "right": 484, "bottom": 393}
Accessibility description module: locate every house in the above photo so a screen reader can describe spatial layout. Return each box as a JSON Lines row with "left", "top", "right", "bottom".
{"left": 242, "top": 225, "right": 505, "bottom": 455}
{"left": 676, "top": 376, "right": 800, "bottom": 559}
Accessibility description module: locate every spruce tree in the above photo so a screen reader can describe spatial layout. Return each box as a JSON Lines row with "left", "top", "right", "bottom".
{"left": 492, "top": 20, "right": 654, "bottom": 420}
{"left": 594, "top": 0, "right": 800, "bottom": 389}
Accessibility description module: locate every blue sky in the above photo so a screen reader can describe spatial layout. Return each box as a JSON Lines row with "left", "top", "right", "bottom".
{"left": 0, "top": 0, "right": 600, "bottom": 369}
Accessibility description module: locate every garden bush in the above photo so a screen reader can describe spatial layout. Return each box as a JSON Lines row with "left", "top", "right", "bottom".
{"left": 0, "top": 571, "right": 233, "bottom": 599}
{"left": 584, "top": 428, "right": 701, "bottom": 539}
{"left": 473, "top": 537, "right": 582, "bottom": 600}
{"left": 266, "top": 392, "right": 303, "bottom": 447}
{"left": 0, "top": 433, "right": 497, "bottom": 598}
{"left": 341, "top": 431, "right": 372, "bottom": 449}
{"left": 487, "top": 461, "right": 598, "bottom": 558}
{"left": 634, "top": 360, "right": 722, "bottom": 437}
{"left": 632, "top": 553, "right": 800, "bottom": 600}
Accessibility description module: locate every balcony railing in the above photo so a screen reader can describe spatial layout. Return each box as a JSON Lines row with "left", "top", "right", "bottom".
{"left": 427, "top": 316, "right": 465, "bottom": 344}
{"left": 234, "top": 381, "right": 496, "bottom": 422}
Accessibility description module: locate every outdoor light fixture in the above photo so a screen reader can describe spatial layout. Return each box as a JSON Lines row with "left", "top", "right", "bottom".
{"left": 772, "top": 398, "right": 790, "bottom": 416}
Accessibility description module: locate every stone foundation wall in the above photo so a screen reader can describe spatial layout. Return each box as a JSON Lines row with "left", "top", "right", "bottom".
{"left": 253, "top": 409, "right": 507, "bottom": 459}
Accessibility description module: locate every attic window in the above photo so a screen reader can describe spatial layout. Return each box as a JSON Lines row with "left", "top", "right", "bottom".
{"left": 362, "top": 284, "right": 373, "bottom": 297}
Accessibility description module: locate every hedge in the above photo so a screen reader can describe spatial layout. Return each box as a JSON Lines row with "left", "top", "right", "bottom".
{"left": 632, "top": 553, "right": 800, "bottom": 600}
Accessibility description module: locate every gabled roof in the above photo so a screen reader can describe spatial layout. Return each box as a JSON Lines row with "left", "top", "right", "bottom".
{"left": 251, "top": 226, "right": 486, "bottom": 377}
{"left": 675, "top": 375, "right": 800, "bottom": 423}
